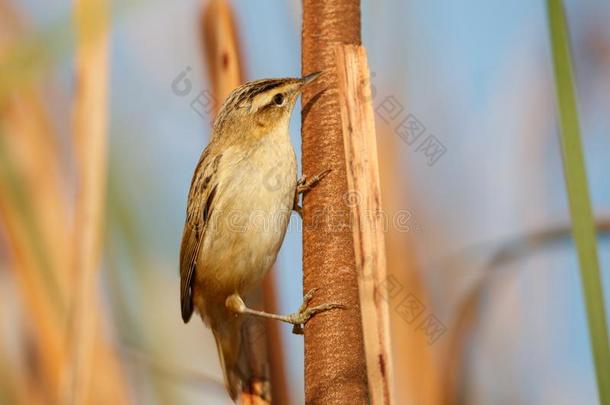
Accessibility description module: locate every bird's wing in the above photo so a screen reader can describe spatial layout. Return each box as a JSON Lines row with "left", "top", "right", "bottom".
{"left": 179, "top": 148, "right": 222, "bottom": 322}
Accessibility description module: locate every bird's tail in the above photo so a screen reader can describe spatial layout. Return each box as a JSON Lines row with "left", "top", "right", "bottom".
{"left": 213, "top": 317, "right": 271, "bottom": 403}
{"left": 213, "top": 319, "right": 243, "bottom": 402}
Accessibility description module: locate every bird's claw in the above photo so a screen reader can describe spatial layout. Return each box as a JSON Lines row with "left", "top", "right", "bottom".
{"left": 296, "top": 169, "right": 332, "bottom": 194}
{"left": 294, "top": 169, "right": 331, "bottom": 217}
{"left": 290, "top": 288, "right": 344, "bottom": 335}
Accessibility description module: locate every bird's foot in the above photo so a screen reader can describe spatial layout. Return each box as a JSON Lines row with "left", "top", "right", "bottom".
{"left": 289, "top": 288, "right": 344, "bottom": 334}
{"left": 225, "top": 289, "right": 344, "bottom": 334}
{"left": 296, "top": 169, "right": 332, "bottom": 195}
{"left": 293, "top": 169, "right": 332, "bottom": 218}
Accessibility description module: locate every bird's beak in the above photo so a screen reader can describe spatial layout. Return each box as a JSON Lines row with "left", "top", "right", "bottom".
{"left": 299, "top": 71, "right": 324, "bottom": 89}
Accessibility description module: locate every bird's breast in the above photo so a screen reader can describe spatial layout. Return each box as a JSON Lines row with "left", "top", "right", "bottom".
{"left": 197, "top": 134, "right": 297, "bottom": 295}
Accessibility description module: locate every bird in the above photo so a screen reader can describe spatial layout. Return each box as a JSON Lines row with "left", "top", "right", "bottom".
{"left": 179, "top": 72, "right": 343, "bottom": 401}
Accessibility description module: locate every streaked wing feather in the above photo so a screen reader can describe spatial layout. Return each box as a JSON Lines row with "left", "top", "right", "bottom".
{"left": 179, "top": 149, "right": 221, "bottom": 322}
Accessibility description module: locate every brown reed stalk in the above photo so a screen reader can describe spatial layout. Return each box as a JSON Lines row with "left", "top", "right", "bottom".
{"left": 261, "top": 276, "right": 291, "bottom": 405}
{"left": 377, "top": 134, "right": 443, "bottom": 405}
{"left": 201, "top": 1, "right": 285, "bottom": 403}
{"left": 335, "top": 44, "right": 394, "bottom": 405}
{"left": 202, "top": 0, "right": 245, "bottom": 113}
{"left": 301, "top": 1, "right": 369, "bottom": 403}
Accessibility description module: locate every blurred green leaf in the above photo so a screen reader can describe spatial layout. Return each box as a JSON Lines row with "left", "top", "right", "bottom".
{"left": 546, "top": 1, "right": 610, "bottom": 403}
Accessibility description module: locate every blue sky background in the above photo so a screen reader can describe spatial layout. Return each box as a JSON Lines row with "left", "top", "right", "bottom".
{"left": 16, "top": 0, "right": 610, "bottom": 403}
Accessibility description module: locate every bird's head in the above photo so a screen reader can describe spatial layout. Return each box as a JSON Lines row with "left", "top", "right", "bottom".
{"left": 213, "top": 72, "right": 323, "bottom": 138}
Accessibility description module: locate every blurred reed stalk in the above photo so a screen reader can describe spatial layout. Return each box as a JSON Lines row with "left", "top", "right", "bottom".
{"left": 0, "top": 289, "right": 40, "bottom": 405}
{"left": 546, "top": 1, "right": 610, "bottom": 403}
{"left": 301, "top": 1, "right": 369, "bottom": 403}
{"left": 443, "top": 63, "right": 553, "bottom": 404}
{"left": 375, "top": 113, "right": 443, "bottom": 404}
{"left": 444, "top": 219, "right": 610, "bottom": 404}
{"left": 201, "top": 0, "right": 287, "bottom": 403}
{"left": 0, "top": 8, "right": 70, "bottom": 402}
{"left": 1, "top": 1, "right": 129, "bottom": 403}
{"left": 335, "top": 44, "right": 394, "bottom": 405}
{"left": 105, "top": 168, "right": 184, "bottom": 404}
{"left": 63, "top": 0, "right": 128, "bottom": 403}
{"left": 202, "top": 0, "right": 244, "bottom": 113}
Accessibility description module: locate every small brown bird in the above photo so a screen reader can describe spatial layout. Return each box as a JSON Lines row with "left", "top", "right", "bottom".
{"left": 179, "top": 72, "right": 341, "bottom": 401}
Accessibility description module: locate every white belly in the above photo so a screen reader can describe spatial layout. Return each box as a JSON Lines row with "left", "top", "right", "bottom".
{"left": 197, "top": 137, "right": 296, "bottom": 294}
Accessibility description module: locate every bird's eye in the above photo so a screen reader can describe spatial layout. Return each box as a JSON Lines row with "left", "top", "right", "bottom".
{"left": 272, "top": 93, "right": 285, "bottom": 106}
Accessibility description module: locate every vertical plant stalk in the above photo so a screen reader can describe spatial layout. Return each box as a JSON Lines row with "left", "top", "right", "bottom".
{"left": 0, "top": 129, "right": 65, "bottom": 400}
{"left": 2, "top": 5, "right": 127, "bottom": 403}
{"left": 302, "top": 1, "right": 369, "bottom": 404}
{"left": 261, "top": 278, "right": 291, "bottom": 405}
{"left": 445, "top": 221, "right": 610, "bottom": 404}
{"left": 335, "top": 44, "right": 395, "bottom": 405}
{"left": 202, "top": 0, "right": 244, "bottom": 114}
{"left": 376, "top": 130, "right": 443, "bottom": 405}
{"left": 0, "top": 7, "right": 70, "bottom": 398}
{"left": 65, "top": 0, "right": 113, "bottom": 403}
{"left": 202, "top": 1, "right": 283, "bottom": 403}
{"left": 546, "top": 1, "right": 610, "bottom": 403}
